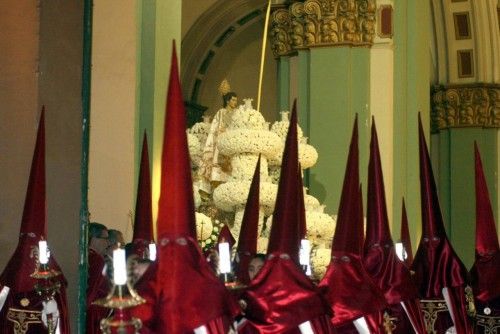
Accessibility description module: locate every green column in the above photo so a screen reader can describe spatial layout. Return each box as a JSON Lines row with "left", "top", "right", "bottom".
{"left": 307, "top": 47, "right": 370, "bottom": 214}
{"left": 392, "top": 0, "right": 430, "bottom": 246}
{"left": 297, "top": 50, "right": 310, "bottom": 187}
{"left": 277, "top": 56, "right": 290, "bottom": 112}
{"left": 135, "top": 0, "right": 181, "bottom": 221}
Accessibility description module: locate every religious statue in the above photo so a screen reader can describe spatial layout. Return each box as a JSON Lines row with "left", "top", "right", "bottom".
{"left": 199, "top": 79, "right": 238, "bottom": 193}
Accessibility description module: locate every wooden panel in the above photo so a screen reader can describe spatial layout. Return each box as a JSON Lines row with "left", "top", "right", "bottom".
{"left": 457, "top": 49, "right": 474, "bottom": 78}
{"left": 453, "top": 12, "right": 471, "bottom": 39}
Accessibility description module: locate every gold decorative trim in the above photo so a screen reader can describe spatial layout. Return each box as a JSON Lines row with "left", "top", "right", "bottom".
{"left": 6, "top": 308, "right": 42, "bottom": 334}
{"left": 270, "top": 0, "right": 376, "bottom": 57}
{"left": 420, "top": 299, "right": 449, "bottom": 334}
{"left": 476, "top": 314, "right": 500, "bottom": 334}
{"left": 431, "top": 84, "right": 500, "bottom": 133}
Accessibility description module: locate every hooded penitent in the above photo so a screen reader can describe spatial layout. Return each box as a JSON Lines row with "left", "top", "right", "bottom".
{"left": 0, "top": 109, "right": 70, "bottom": 334}
{"left": 130, "top": 42, "right": 239, "bottom": 333}
{"left": 235, "top": 156, "right": 261, "bottom": 285}
{"left": 131, "top": 133, "right": 154, "bottom": 258}
{"left": 241, "top": 102, "right": 334, "bottom": 334}
{"left": 470, "top": 143, "right": 500, "bottom": 332}
{"left": 363, "top": 119, "right": 426, "bottom": 334}
{"left": 410, "top": 115, "right": 473, "bottom": 334}
{"left": 318, "top": 116, "right": 387, "bottom": 332}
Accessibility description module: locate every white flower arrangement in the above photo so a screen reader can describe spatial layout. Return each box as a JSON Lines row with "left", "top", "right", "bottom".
{"left": 229, "top": 154, "right": 269, "bottom": 181}
{"left": 257, "top": 237, "right": 269, "bottom": 254}
{"left": 304, "top": 194, "right": 320, "bottom": 211}
{"left": 195, "top": 212, "right": 213, "bottom": 241}
{"left": 193, "top": 185, "right": 201, "bottom": 209}
{"left": 268, "top": 166, "right": 281, "bottom": 184}
{"left": 187, "top": 132, "right": 201, "bottom": 166}
{"left": 228, "top": 102, "right": 267, "bottom": 130}
{"left": 268, "top": 143, "right": 318, "bottom": 169}
{"left": 270, "top": 111, "right": 304, "bottom": 139}
{"left": 217, "top": 129, "right": 282, "bottom": 158}
{"left": 306, "top": 211, "right": 336, "bottom": 244}
{"left": 212, "top": 180, "right": 278, "bottom": 215}
{"left": 311, "top": 247, "right": 332, "bottom": 280}
{"left": 189, "top": 118, "right": 211, "bottom": 148}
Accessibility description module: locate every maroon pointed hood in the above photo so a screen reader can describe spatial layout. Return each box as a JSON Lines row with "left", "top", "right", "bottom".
{"left": 0, "top": 109, "right": 70, "bottom": 332}
{"left": 217, "top": 225, "right": 236, "bottom": 249}
{"left": 363, "top": 119, "right": 419, "bottom": 304}
{"left": 131, "top": 133, "right": 154, "bottom": 257}
{"left": 0, "top": 109, "right": 57, "bottom": 291}
{"left": 411, "top": 115, "right": 468, "bottom": 296}
{"left": 331, "top": 115, "right": 362, "bottom": 255}
{"left": 267, "top": 101, "right": 301, "bottom": 261}
{"left": 470, "top": 143, "right": 500, "bottom": 302}
{"left": 156, "top": 42, "right": 196, "bottom": 240}
{"left": 235, "top": 156, "right": 261, "bottom": 284}
{"left": 319, "top": 117, "right": 387, "bottom": 327}
{"left": 400, "top": 198, "right": 414, "bottom": 266}
{"left": 411, "top": 115, "right": 472, "bottom": 333}
{"left": 242, "top": 101, "right": 333, "bottom": 333}
{"left": 155, "top": 42, "right": 239, "bottom": 332}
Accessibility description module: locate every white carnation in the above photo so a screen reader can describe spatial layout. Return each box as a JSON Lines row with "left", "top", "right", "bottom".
{"left": 229, "top": 154, "right": 269, "bottom": 181}
{"left": 311, "top": 247, "right": 331, "bottom": 280}
{"left": 270, "top": 111, "right": 304, "bottom": 139}
{"left": 228, "top": 105, "right": 266, "bottom": 130}
{"left": 187, "top": 132, "right": 201, "bottom": 166}
{"left": 306, "top": 211, "right": 336, "bottom": 244}
{"left": 217, "top": 129, "right": 282, "bottom": 158}
{"left": 212, "top": 180, "right": 278, "bottom": 215}
{"left": 189, "top": 119, "right": 211, "bottom": 148}
{"left": 195, "top": 212, "right": 213, "bottom": 241}
{"left": 268, "top": 143, "right": 318, "bottom": 169}
{"left": 257, "top": 237, "right": 269, "bottom": 254}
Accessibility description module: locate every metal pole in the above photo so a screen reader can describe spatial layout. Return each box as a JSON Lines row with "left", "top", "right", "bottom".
{"left": 78, "top": 0, "right": 93, "bottom": 332}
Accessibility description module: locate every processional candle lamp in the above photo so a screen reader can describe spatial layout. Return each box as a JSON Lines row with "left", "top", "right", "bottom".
{"left": 218, "top": 239, "right": 232, "bottom": 284}
{"left": 394, "top": 242, "right": 407, "bottom": 262}
{"left": 94, "top": 248, "right": 146, "bottom": 334}
{"left": 31, "top": 240, "right": 61, "bottom": 334}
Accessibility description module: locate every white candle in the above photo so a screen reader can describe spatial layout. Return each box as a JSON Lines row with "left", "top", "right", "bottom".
{"left": 148, "top": 242, "right": 157, "bottom": 261}
{"left": 218, "top": 242, "right": 231, "bottom": 274}
{"left": 39, "top": 240, "right": 48, "bottom": 264}
{"left": 298, "top": 321, "right": 314, "bottom": 334}
{"left": 353, "top": 317, "right": 370, "bottom": 334}
{"left": 299, "top": 239, "right": 311, "bottom": 266}
{"left": 113, "top": 248, "right": 127, "bottom": 285}
{"left": 394, "top": 242, "right": 407, "bottom": 262}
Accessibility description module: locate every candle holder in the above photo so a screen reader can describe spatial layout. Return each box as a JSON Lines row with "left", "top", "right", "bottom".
{"left": 31, "top": 262, "right": 61, "bottom": 334}
{"left": 93, "top": 281, "right": 146, "bottom": 333}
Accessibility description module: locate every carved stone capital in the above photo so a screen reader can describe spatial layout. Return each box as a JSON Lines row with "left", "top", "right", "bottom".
{"left": 431, "top": 84, "right": 500, "bottom": 133}
{"left": 270, "top": 0, "right": 376, "bottom": 57}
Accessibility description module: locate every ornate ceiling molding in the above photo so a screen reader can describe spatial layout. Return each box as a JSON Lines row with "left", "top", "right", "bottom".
{"left": 431, "top": 83, "right": 500, "bottom": 133}
{"left": 270, "top": 0, "right": 376, "bottom": 57}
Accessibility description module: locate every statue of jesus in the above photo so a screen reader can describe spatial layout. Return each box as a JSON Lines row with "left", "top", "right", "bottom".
{"left": 199, "top": 79, "right": 238, "bottom": 193}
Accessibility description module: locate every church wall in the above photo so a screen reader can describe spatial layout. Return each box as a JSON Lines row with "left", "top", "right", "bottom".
{"left": 88, "top": 0, "right": 138, "bottom": 241}
{"left": 38, "top": 0, "right": 83, "bottom": 329}
{"left": 0, "top": 0, "right": 40, "bottom": 281}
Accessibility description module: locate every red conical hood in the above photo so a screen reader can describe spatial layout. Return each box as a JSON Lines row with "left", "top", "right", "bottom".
{"left": 365, "top": 119, "right": 392, "bottom": 249}
{"left": 297, "top": 163, "right": 307, "bottom": 240}
{"left": 156, "top": 42, "right": 196, "bottom": 240}
{"left": 400, "top": 198, "right": 414, "bottom": 266}
{"left": 267, "top": 101, "right": 301, "bottom": 261}
{"left": 416, "top": 116, "right": 446, "bottom": 238}
{"left": 473, "top": 143, "right": 499, "bottom": 255}
{"left": 132, "top": 133, "right": 154, "bottom": 256}
{"left": 319, "top": 118, "right": 387, "bottom": 326}
{"left": 242, "top": 102, "right": 333, "bottom": 333}
{"left": 0, "top": 109, "right": 69, "bottom": 321}
{"left": 470, "top": 143, "right": 500, "bottom": 302}
{"left": 235, "top": 157, "right": 261, "bottom": 284}
{"left": 155, "top": 43, "right": 239, "bottom": 332}
{"left": 411, "top": 115, "right": 472, "bottom": 333}
{"left": 331, "top": 116, "right": 362, "bottom": 254}
{"left": 1, "top": 110, "right": 48, "bottom": 291}
{"left": 363, "top": 120, "right": 424, "bottom": 332}
{"left": 217, "top": 225, "right": 235, "bottom": 249}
